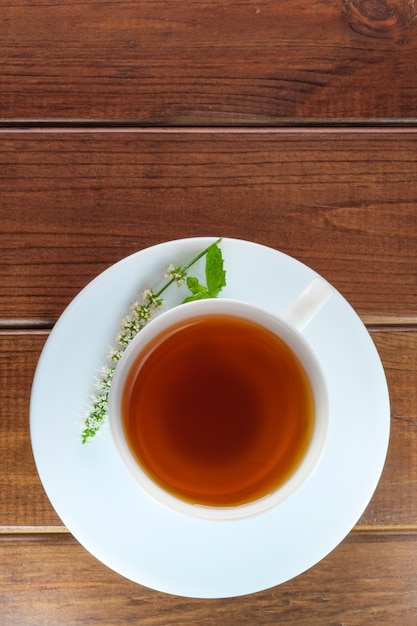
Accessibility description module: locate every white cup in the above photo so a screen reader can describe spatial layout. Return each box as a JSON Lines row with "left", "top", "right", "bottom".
{"left": 109, "top": 277, "right": 332, "bottom": 520}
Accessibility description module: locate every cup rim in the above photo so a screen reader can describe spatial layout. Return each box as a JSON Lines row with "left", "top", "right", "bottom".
{"left": 108, "top": 298, "right": 329, "bottom": 521}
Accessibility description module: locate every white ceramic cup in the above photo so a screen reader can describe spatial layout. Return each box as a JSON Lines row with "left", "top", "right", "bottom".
{"left": 109, "top": 276, "right": 332, "bottom": 521}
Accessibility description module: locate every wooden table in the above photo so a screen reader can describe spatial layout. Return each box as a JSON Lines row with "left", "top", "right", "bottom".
{"left": 1, "top": 1, "right": 417, "bottom": 623}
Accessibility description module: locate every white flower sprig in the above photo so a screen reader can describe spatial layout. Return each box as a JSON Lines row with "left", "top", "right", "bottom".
{"left": 81, "top": 238, "right": 224, "bottom": 443}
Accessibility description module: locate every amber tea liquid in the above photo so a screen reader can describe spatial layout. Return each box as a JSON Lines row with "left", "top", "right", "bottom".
{"left": 122, "top": 314, "right": 314, "bottom": 507}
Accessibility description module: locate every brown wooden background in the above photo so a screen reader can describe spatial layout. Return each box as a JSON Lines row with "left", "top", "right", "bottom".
{"left": 1, "top": 0, "right": 417, "bottom": 624}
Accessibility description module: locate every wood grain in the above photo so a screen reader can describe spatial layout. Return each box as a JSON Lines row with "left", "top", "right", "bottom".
{"left": 357, "top": 328, "right": 417, "bottom": 527}
{"left": 1, "top": 1, "right": 416, "bottom": 124}
{"left": 1, "top": 328, "right": 416, "bottom": 530}
{"left": 1, "top": 532, "right": 417, "bottom": 624}
{"left": 0, "top": 332, "right": 61, "bottom": 528}
{"left": 1, "top": 129, "right": 417, "bottom": 321}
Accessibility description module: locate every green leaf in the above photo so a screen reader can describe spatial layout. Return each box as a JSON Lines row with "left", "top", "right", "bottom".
{"left": 205, "top": 243, "right": 226, "bottom": 297}
{"left": 187, "top": 276, "right": 208, "bottom": 296}
{"left": 181, "top": 243, "right": 226, "bottom": 303}
{"left": 182, "top": 294, "right": 206, "bottom": 303}
{"left": 182, "top": 276, "right": 210, "bottom": 302}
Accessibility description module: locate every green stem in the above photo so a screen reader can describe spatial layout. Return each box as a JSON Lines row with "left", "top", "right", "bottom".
{"left": 81, "top": 238, "right": 223, "bottom": 443}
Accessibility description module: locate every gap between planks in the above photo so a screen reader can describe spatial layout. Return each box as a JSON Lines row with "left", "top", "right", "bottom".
{"left": 1, "top": 525, "right": 417, "bottom": 538}
{"left": 1, "top": 317, "right": 417, "bottom": 333}
{"left": 1, "top": 122, "right": 417, "bottom": 131}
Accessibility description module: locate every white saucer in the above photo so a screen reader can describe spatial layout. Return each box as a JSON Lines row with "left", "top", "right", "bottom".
{"left": 30, "top": 237, "right": 390, "bottom": 598}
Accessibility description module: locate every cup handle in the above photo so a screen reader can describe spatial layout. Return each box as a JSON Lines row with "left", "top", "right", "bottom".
{"left": 282, "top": 276, "right": 334, "bottom": 332}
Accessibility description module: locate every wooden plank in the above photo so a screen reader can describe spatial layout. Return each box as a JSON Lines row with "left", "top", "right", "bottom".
{"left": 0, "top": 332, "right": 62, "bottom": 528}
{"left": 1, "top": 129, "right": 417, "bottom": 321}
{"left": 1, "top": 0, "right": 416, "bottom": 124}
{"left": 357, "top": 328, "right": 417, "bottom": 527}
{"left": 0, "top": 532, "right": 416, "bottom": 624}
{"left": 0, "top": 329, "right": 416, "bottom": 530}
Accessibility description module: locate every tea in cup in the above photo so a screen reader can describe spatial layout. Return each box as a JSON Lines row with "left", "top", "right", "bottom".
{"left": 109, "top": 278, "right": 332, "bottom": 520}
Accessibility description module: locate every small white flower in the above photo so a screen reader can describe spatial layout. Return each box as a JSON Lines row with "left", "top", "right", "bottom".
{"left": 107, "top": 348, "right": 122, "bottom": 362}
{"left": 155, "top": 297, "right": 165, "bottom": 310}
{"left": 122, "top": 313, "right": 135, "bottom": 325}
{"left": 116, "top": 331, "right": 130, "bottom": 347}
{"left": 142, "top": 289, "right": 154, "bottom": 302}
{"left": 99, "top": 365, "right": 114, "bottom": 378}
{"left": 165, "top": 264, "right": 186, "bottom": 286}
{"left": 165, "top": 264, "right": 176, "bottom": 278}
{"left": 98, "top": 378, "right": 111, "bottom": 393}
{"left": 130, "top": 300, "right": 141, "bottom": 313}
